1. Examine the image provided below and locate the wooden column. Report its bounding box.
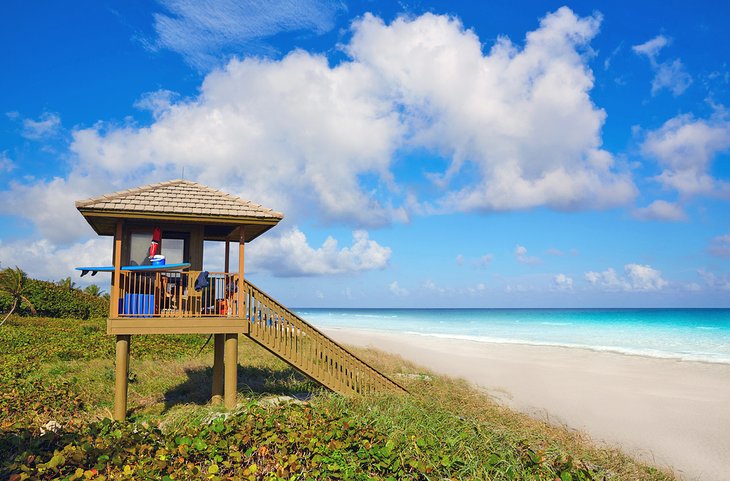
[224,333,238,409]
[189,225,204,270]
[212,238,230,405]
[111,220,129,421]
[224,239,230,273]
[211,334,224,405]
[109,221,123,318]
[238,228,245,328]
[114,334,130,420]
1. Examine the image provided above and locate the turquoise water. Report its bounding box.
[294,308,730,364]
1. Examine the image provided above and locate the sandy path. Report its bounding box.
[323,327,730,481]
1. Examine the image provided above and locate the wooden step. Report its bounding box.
[243,280,407,395]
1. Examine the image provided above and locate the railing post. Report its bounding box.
[240,279,407,395]
[243,282,249,334]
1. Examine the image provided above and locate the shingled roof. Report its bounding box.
[76,179,283,240]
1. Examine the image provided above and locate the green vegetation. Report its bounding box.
[0,267,36,327]
[0,314,676,480]
[0,267,107,321]
[82,285,107,298]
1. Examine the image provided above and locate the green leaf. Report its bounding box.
[47,454,65,469]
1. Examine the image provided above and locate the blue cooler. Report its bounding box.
[150,255,166,266]
[119,294,155,317]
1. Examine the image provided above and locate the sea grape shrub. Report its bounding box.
[2,400,602,481]
[0,321,90,428]
[0,316,215,429]
[0,291,11,313]
[3,403,438,480]
[20,279,108,319]
[0,317,112,380]
[0,379,84,428]
[0,271,107,319]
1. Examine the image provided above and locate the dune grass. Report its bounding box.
[1,316,677,480]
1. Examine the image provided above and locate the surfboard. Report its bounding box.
[75,266,114,277]
[122,263,191,272]
[76,263,192,277]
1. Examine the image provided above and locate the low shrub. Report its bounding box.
[1,400,602,481]
[19,279,108,319]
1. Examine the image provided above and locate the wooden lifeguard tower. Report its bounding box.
[76,179,405,420]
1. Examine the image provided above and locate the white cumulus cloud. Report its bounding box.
[477,254,494,267]
[553,273,574,291]
[625,263,668,290]
[1,8,641,281]
[350,8,634,212]
[632,35,692,96]
[585,264,668,291]
[21,112,62,140]
[633,199,687,221]
[389,281,409,297]
[0,175,102,244]
[641,114,730,198]
[6,8,636,243]
[457,253,494,268]
[0,237,112,284]
[134,89,181,119]
[632,35,669,58]
[0,151,14,173]
[515,245,540,264]
[69,49,407,230]
[248,228,391,277]
[707,233,730,258]
[697,269,730,290]
[651,59,693,96]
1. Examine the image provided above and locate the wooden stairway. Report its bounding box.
[242,280,407,395]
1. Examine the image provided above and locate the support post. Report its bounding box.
[110,221,122,318]
[224,239,230,273]
[114,334,131,420]
[211,334,224,405]
[224,333,238,409]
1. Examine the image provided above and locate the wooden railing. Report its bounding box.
[117,271,238,318]
[243,279,407,396]
[113,270,406,395]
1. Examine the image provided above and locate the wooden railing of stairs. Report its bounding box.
[242,280,407,396]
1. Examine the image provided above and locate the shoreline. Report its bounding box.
[321,325,730,366]
[323,326,730,481]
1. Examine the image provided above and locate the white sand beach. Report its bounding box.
[323,327,730,481]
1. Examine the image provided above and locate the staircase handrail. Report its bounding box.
[244,279,407,394]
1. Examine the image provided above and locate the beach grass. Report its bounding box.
[344,347,676,481]
[1,315,677,480]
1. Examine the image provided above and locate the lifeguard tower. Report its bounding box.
[76,179,405,420]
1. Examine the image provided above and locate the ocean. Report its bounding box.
[294,308,730,364]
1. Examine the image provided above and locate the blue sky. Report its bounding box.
[1,0,729,307]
